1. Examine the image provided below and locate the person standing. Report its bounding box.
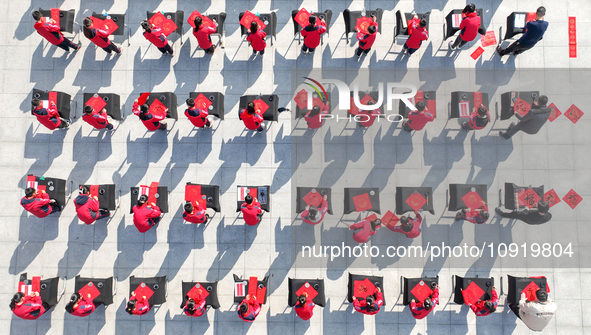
[241,195,263,226]
[132,195,162,233]
[403,17,429,56]
[82,17,121,55]
[247,21,267,56]
[32,10,80,52]
[82,105,114,130]
[449,4,481,50]
[301,16,327,54]
[21,187,61,218]
[239,101,264,132]
[499,95,551,139]
[355,15,378,59]
[141,20,174,56]
[185,98,211,129]
[349,218,381,243]
[32,98,70,130]
[193,17,216,55]
[74,186,110,225]
[133,99,167,131]
[498,7,548,56]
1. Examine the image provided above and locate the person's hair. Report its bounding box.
[308,15,317,26]
[250,21,258,34]
[370,219,382,231]
[65,293,80,313]
[25,187,36,198]
[125,299,136,314]
[138,194,148,206]
[479,209,489,220]
[463,3,476,13]
[141,21,151,33]
[484,300,496,313]
[537,95,548,106]
[194,16,203,28]
[368,24,376,34]
[309,105,321,117]
[246,102,256,115]
[84,105,93,114]
[186,299,196,313]
[537,201,549,214]
[366,295,374,306]
[31,98,41,107]
[416,101,426,112]
[139,104,150,120]
[80,186,89,195]
[184,202,193,213]
[308,206,318,220]
[419,19,427,28]
[536,289,548,302]
[239,303,248,314]
[298,295,306,305]
[423,297,432,309]
[82,18,93,39]
[186,98,195,107]
[477,106,487,117]
[10,292,24,310]
[400,216,413,232]
[244,194,253,204]
[32,11,42,21]
[536,6,546,17]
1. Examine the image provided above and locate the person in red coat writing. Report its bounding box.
[449,4,481,50]
[183,289,208,317]
[32,11,80,52]
[404,17,429,55]
[349,218,382,243]
[455,201,489,224]
[357,101,381,127]
[239,102,264,132]
[304,104,330,129]
[461,105,490,131]
[183,201,208,224]
[247,21,267,56]
[353,288,383,315]
[10,291,46,320]
[237,294,261,322]
[74,186,110,225]
[141,20,174,56]
[388,211,422,238]
[133,99,167,131]
[82,105,114,130]
[410,286,439,319]
[193,16,217,55]
[294,293,315,320]
[65,293,96,317]
[402,101,434,132]
[82,17,121,55]
[301,194,328,225]
[21,187,61,218]
[185,98,211,128]
[301,16,327,54]
[355,15,378,59]
[126,291,150,315]
[32,98,70,130]
[241,195,264,226]
[132,195,162,233]
[465,286,498,316]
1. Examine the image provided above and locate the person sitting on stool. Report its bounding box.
[495,201,551,225]
[21,187,61,218]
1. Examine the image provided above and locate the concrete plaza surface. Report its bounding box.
[1,0,590,334]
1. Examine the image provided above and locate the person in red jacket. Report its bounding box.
[133,99,167,131]
[185,98,211,128]
[304,104,330,129]
[21,187,61,218]
[388,211,422,238]
[193,16,217,55]
[294,293,315,320]
[353,288,383,315]
[465,286,498,316]
[357,101,381,127]
[402,101,434,132]
[32,11,80,52]
[74,186,110,225]
[449,4,481,50]
[126,291,150,315]
[183,289,208,317]
[132,195,162,233]
[141,20,173,56]
[349,218,381,243]
[301,194,328,225]
[32,98,70,130]
[10,291,47,320]
[404,18,429,55]
[456,201,489,224]
[461,105,490,131]
[355,15,378,59]
[237,294,261,322]
[239,101,264,132]
[82,17,121,55]
[82,105,114,130]
[183,201,208,224]
[410,286,439,319]
[65,293,96,317]
[241,195,264,226]
[301,16,327,54]
[247,21,267,56]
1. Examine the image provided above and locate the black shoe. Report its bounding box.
[496,45,504,56]
[495,208,503,216]
[159,123,167,131]
[499,131,509,139]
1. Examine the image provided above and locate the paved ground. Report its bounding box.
[1,0,589,334]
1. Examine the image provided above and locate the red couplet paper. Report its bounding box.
[543,189,561,208]
[523,281,540,301]
[513,98,532,117]
[569,17,577,58]
[452,14,462,28]
[473,92,483,111]
[352,193,372,212]
[48,92,58,106]
[294,89,308,110]
[148,12,178,36]
[27,175,37,189]
[526,12,537,22]
[253,99,269,114]
[149,99,168,118]
[185,184,201,202]
[382,210,400,229]
[570,45,577,58]
[462,191,484,209]
[295,8,311,28]
[137,93,150,106]
[295,282,318,300]
[564,104,583,124]
[240,11,266,30]
[354,278,377,299]
[86,94,107,112]
[91,17,118,35]
[194,93,212,111]
[405,192,427,212]
[406,18,420,35]
[78,281,101,300]
[90,185,99,198]
[248,277,258,298]
[187,283,209,300]
[365,213,378,223]
[563,189,583,209]
[517,188,541,208]
[357,16,374,34]
[481,31,497,47]
[134,282,154,301]
[51,8,60,27]
[32,277,41,293]
[410,280,433,303]
[148,181,159,206]
[187,11,215,29]
[303,190,323,207]
[547,103,562,122]
[459,101,470,118]
[462,281,485,305]
[470,46,485,60]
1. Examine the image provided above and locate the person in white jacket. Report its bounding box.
[509,289,556,331]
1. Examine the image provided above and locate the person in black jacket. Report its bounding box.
[500,95,551,139]
[495,201,552,225]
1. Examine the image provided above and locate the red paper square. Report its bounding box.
[353,278,377,299]
[410,280,433,302]
[137,93,150,106]
[356,17,374,34]
[352,193,373,212]
[89,185,99,198]
[517,188,541,209]
[473,92,483,109]
[295,8,311,28]
[48,92,57,106]
[311,96,326,111]
[253,99,269,114]
[405,192,427,212]
[150,99,168,118]
[240,11,266,31]
[187,11,216,29]
[365,213,378,223]
[470,47,485,60]
[382,210,400,228]
[462,281,485,305]
[78,281,101,300]
[51,8,60,26]
[303,190,323,207]
[481,31,497,47]
[85,94,107,112]
[526,12,537,22]
[522,281,540,301]
[249,188,258,199]
[547,103,562,122]
[294,89,308,110]
[133,282,154,301]
[194,93,213,111]
[563,189,583,209]
[185,184,202,202]
[426,99,437,118]
[91,17,118,35]
[461,191,484,209]
[543,189,561,208]
[513,98,532,117]
[148,12,178,36]
[148,181,159,206]
[187,283,209,300]
[295,282,318,301]
[565,104,584,124]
